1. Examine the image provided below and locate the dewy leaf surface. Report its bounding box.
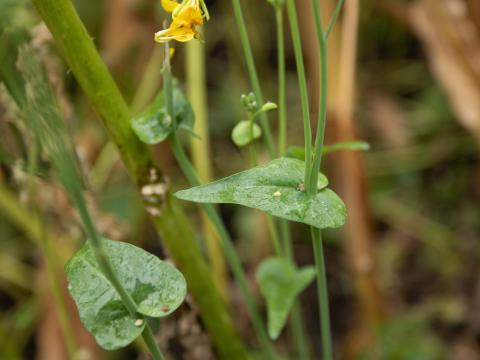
[130,84,194,144]
[65,238,187,350]
[256,257,316,339]
[175,158,346,229]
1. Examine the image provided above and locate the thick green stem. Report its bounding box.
[286,0,312,189]
[32,0,247,358]
[276,8,287,156]
[231,0,276,158]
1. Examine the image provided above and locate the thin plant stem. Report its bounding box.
[307,0,346,358]
[291,304,310,360]
[32,1,248,357]
[170,133,276,358]
[285,0,312,189]
[309,0,345,192]
[231,0,276,158]
[278,216,310,360]
[311,228,333,359]
[163,46,276,358]
[276,7,287,156]
[68,181,166,360]
[186,37,228,298]
[326,0,346,39]
[267,217,283,257]
[142,324,166,360]
[19,34,163,360]
[248,113,259,166]
[272,6,311,357]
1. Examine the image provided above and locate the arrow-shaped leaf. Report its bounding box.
[175,157,346,229]
[256,257,316,339]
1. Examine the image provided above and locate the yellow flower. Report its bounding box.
[161,0,179,13]
[155,0,209,43]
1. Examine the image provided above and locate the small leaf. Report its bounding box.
[286,141,370,160]
[259,101,278,113]
[256,257,316,339]
[231,120,262,147]
[175,158,345,229]
[131,85,194,144]
[65,238,187,350]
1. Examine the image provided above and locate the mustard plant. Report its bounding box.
[22,0,373,358]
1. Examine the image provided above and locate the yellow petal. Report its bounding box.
[154,25,196,43]
[161,0,179,13]
[174,6,203,26]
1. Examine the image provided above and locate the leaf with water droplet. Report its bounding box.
[175,157,346,229]
[130,83,194,144]
[256,257,316,339]
[65,238,187,350]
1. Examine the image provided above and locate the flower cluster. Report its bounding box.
[155,0,209,43]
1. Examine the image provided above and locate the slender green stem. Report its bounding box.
[71,187,165,360]
[170,133,276,358]
[308,1,328,195]
[32,1,249,358]
[307,1,345,358]
[279,217,310,359]
[267,217,283,257]
[286,0,312,189]
[275,6,311,360]
[326,0,346,39]
[33,0,248,360]
[291,304,310,360]
[311,228,333,359]
[279,220,292,263]
[231,0,275,158]
[248,113,259,166]
[142,324,165,360]
[72,192,137,313]
[163,49,276,357]
[276,8,287,156]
